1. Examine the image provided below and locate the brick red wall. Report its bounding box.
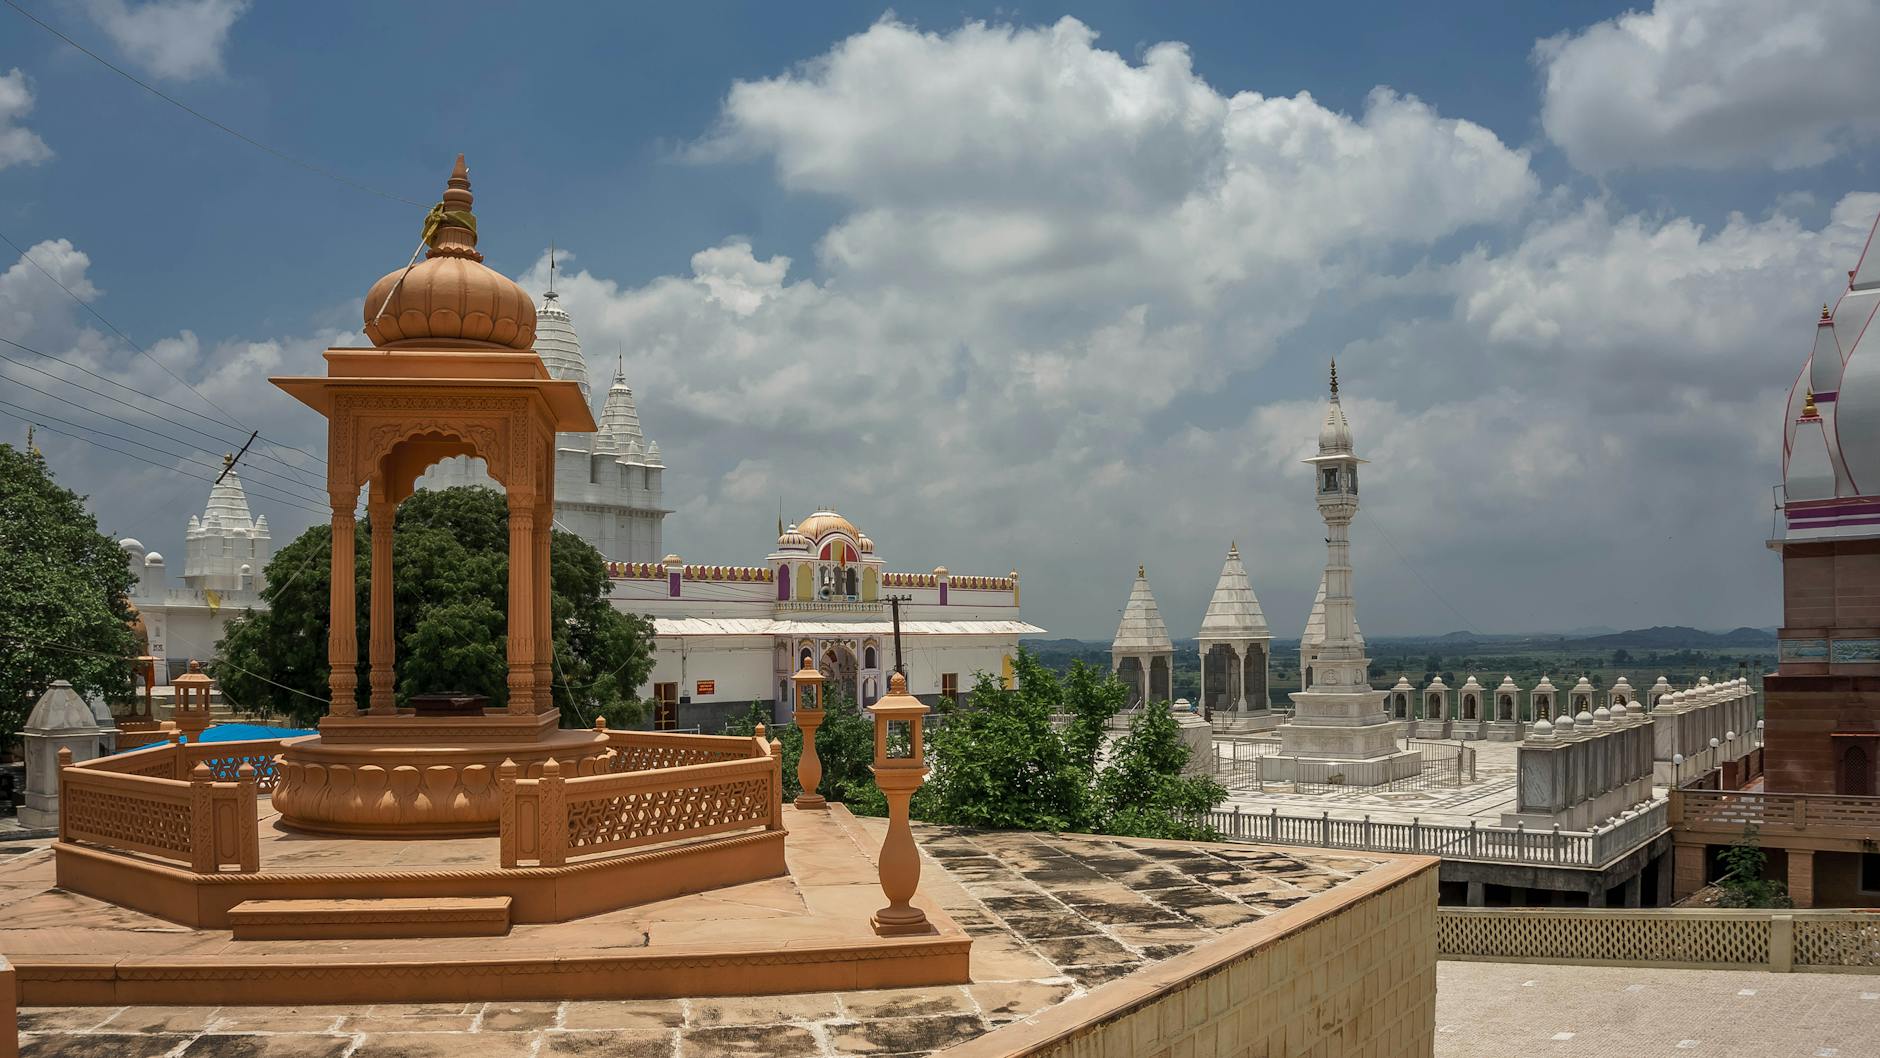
[1762,674,1880,794]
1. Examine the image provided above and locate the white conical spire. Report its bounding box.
[1112,565,1173,653]
[1200,542,1270,639]
[1300,574,1361,650]
[1318,359,1353,454]
[535,253,593,453]
[594,355,646,458]
[200,466,254,531]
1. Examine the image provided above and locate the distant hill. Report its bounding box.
[1576,626,1775,649]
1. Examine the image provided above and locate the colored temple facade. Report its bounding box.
[608,508,1038,732]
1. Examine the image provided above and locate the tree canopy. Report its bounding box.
[0,444,136,752]
[216,486,654,727]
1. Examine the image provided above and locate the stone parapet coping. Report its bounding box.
[933,845,1437,1057]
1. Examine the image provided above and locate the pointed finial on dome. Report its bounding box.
[1822,303,1833,322]
[1138,563,1146,578]
[544,240,558,301]
[616,350,625,382]
[421,154,482,262]
[1329,358,1339,399]
[1804,388,1820,418]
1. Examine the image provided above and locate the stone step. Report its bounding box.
[229,897,512,941]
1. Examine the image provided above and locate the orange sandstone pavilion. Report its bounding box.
[7,159,1439,1057]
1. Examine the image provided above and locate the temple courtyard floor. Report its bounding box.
[1213,736,1651,827]
[13,962,1874,1056]
[4,811,1398,1055]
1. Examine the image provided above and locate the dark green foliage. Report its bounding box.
[1716,825,1793,908]
[216,487,653,728]
[1094,704,1229,841]
[0,445,136,753]
[724,691,878,809]
[917,650,1221,838]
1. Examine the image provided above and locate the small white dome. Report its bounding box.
[145,551,165,565]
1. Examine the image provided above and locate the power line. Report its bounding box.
[0,229,331,482]
[0,405,327,515]
[0,343,327,499]
[2,1,424,208]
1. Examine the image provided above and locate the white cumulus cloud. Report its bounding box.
[0,68,53,170]
[80,0,251,81]
[1537,0,1880,173]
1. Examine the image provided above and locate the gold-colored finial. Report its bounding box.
[1804,388,1819,418]
[1823,303,1833,322]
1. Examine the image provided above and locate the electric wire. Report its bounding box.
[2,1,424,208]
[0,405,327,515]
[0,338,324,487]
[0,363,331,505]
[0,229,332,486]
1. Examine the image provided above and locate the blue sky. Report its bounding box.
[3,0,1878,640]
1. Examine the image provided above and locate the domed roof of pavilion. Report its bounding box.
[1113,565,1173,655]
[363,155,536,351]
[1782,205,1880,529]
[797,509,859,543]
[1199,543,1271,640]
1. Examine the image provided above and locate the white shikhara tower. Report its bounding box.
[1274,363,1420,783]
[416,265,669,562]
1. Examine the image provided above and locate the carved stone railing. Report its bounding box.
[1440,907,1880,972]
[502,732,783,868]
[74,738,288,793]
[1671,788,1880,841]
[58,748,259,873]
[600,730,763,773]
[1206,800,1668,869]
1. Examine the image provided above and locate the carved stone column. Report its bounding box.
[534,496,553,714]
[506,495,536,715]
[367,483,396,714]
[329,502,358,716]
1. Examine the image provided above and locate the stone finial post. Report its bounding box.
[171,660,214,742]
[868,672,934,936]
[792,662,829,809]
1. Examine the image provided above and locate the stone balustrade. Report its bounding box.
[1439,907,1880,973]
[58,747,260,873]
[501,730,782,868]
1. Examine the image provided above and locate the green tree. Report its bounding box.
[724,690,877,807]
[216,487,654,727]
[1715,825,1793,908]
[1094,704,1227,841]
[0,444,136,752]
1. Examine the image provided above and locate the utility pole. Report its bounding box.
[886,594,912,678]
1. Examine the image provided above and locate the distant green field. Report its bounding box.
[1022,630,1775,709]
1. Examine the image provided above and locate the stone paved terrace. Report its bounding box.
[6,816,1393,1057]
[1435,961,1880,1058]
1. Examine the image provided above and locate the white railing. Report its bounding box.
[1204,799,1668,869]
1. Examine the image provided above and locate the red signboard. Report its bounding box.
[696,680,716,696]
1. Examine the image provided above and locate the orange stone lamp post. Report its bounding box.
[792,663,827,809]
[867,673,934,936]
[170,660,214,742]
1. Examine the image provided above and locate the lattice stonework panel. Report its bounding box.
[1796,918,1880,967]
[190,752,281,792]
[63,782,192,858]
[608,745,747,773]
[1438,913,1768,967]
[566,775,772,855]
